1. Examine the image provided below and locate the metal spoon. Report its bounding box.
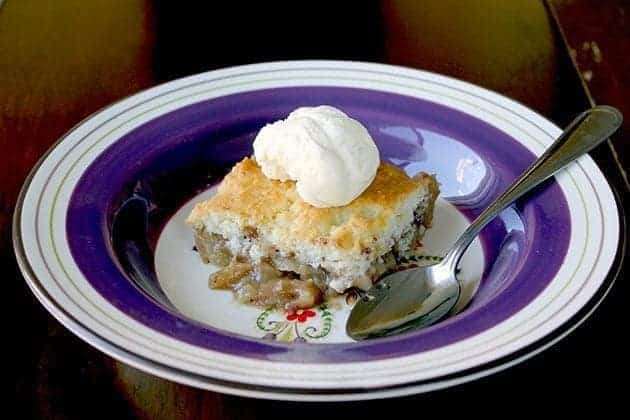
[347,105,622,340]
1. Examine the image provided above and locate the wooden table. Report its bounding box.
[3,1,628,417]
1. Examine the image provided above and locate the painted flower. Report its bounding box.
[286,309,316,323]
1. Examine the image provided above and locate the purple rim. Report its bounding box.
[66,86,571,363]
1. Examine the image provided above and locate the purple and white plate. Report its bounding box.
[14,61,621,401]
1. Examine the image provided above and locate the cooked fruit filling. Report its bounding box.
[199,223,423,310]
[209,258,322,310]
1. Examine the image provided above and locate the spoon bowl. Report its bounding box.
[347,261,460,339]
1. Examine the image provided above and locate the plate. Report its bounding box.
[14,61,620,401]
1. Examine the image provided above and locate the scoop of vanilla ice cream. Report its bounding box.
[253,106,380,208]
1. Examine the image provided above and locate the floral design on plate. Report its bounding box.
[257,305,333,342]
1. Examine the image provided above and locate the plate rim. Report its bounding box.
[13,197,624,400]
[13,60,624,400]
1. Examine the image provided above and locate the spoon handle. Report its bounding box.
[443,105,622,269]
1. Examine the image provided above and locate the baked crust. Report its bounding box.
[187,157,438,256]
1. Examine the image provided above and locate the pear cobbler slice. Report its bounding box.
[187,157,438,310]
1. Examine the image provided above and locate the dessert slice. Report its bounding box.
[186,157,439,309]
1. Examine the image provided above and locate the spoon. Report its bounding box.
[347,105,623,340]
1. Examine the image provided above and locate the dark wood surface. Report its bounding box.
[2,1,628,418]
